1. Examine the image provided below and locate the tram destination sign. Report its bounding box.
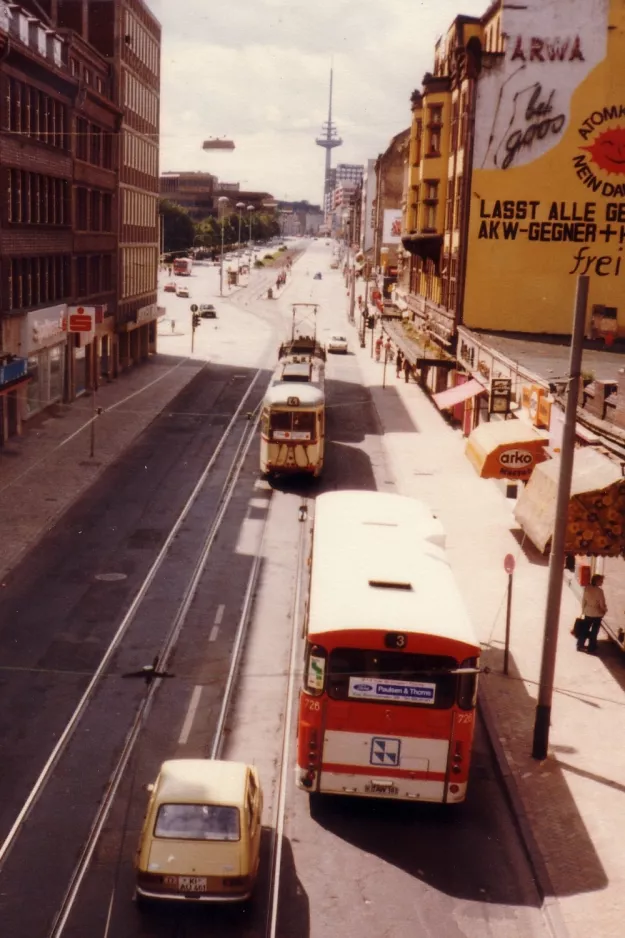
[348,677,436,705]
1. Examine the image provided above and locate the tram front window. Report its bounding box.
[270,410,316,439]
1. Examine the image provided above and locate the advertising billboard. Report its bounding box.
[464,0,625,337]
[382,209,403,244]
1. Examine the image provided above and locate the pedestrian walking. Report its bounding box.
[403,357,412,383]
[375,336,383,362]
[385,337,393,363]
[578,574,607,653]
[396,349,404,377]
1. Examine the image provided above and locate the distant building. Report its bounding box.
[160,172,216,220]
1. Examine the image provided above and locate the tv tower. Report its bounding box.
[315,68,342,209]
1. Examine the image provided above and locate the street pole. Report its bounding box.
[532,275,589,761]
[382,346,388,389]
[247,205,254,274]
[236,201,245,283]
[503,572,513,676]
[220,220,225,296]
[349,265,356,324]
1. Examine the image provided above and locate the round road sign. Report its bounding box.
[504,553,516,574]
[190,304,198,312]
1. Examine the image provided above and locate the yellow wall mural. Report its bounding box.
[464,0,625,337]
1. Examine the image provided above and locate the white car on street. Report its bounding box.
[176,285,190,298]
[328,334,348,354]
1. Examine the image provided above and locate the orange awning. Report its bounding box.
[465,419,550,481]
[433,378,484,410]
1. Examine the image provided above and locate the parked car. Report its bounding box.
[313,272,322,280]
[199,304,217,319]
[164,282,176,293]
[328,334,348,354]
[330,262,339,270]
[176,286,190,298]
[135,759,263,905]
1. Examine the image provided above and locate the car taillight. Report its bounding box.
[451,741,463,775]
[137,872,164,887]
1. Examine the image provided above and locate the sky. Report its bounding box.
[146,0,489,206]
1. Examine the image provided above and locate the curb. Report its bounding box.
[478,690,571,938]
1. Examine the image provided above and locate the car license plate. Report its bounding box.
[366,780,399,795]
[178,876,207,892]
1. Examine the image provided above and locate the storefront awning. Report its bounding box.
[465,419,550,482]
[514,447,625,555]
[433,378,484,411]
[401,233,443,272]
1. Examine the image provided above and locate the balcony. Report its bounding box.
[402,231,443,272]
[0,355,28,388]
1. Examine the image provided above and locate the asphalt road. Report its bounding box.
[0,240,552,938]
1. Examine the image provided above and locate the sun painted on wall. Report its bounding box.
[582,127,625,175]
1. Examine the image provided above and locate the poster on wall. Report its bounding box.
[464,0,625,338]
[382,209,402,244]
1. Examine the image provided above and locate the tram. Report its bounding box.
[260,304,326,479]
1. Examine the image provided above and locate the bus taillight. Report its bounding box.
[451,741,463,774]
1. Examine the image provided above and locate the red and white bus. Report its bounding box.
[297,491,481,804]
[173,257,193,276]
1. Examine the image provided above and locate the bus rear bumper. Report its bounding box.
[306,771,467,804]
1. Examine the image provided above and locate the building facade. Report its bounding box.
[373,129,410,279]
[160,171,215,220]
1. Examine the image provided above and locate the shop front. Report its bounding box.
[118,303,164,367]
[21,306,68,419]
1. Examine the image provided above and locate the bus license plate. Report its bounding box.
[178,876,207,892]
[366,780,399,795]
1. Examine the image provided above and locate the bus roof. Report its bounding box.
[264,383,324,407]
[308,491,479,651]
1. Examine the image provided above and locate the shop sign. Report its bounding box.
[23,304,67,352]
[498,447,536,479]
[489,377,512,414]
[136,304,159,323]
[67,306,95,333]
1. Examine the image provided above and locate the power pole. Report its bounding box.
[532,275,589,761]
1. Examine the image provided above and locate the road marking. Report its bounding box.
[209,625,219,642]
[178,686,203,745]
[214,603,225,625]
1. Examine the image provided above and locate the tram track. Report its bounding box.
[46,392,265,938]
[0,366,274,938]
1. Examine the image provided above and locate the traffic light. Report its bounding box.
[192,313,200,329]
[367,315,375,329]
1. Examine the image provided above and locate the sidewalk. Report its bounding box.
[349,320,625,938]
[0,355,205,584]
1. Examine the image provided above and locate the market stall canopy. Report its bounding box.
[432,378,484,411]
[514,447,625,555]
[465,420,550,482]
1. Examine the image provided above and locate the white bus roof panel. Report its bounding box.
[264,383,325,407]
[308,491,478,650]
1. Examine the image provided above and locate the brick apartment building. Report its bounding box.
[0,0,161,445]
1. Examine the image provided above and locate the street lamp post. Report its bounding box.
[247,205,254,273]
[217,195,229,296]
[236,201,245,281]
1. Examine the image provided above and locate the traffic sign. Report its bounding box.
[504,553,516,574]
[190,304,198,312]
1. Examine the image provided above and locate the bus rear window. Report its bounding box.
[327,648,458,710]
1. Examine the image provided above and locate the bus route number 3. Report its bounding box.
[384,632,407,650]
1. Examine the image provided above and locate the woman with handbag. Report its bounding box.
[578,574,607,653]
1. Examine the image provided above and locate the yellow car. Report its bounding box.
[135,759,263,904]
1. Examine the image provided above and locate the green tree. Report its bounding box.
[159,199,195,252]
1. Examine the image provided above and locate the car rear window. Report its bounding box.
[154,803,240,841]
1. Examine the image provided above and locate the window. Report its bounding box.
[90,190,101,231]
[76,255,87,296]
[102,130,113,169]
[327,648,459,709]
[429,105,443,125]
[76,117,88,161]
[450,100,459,152]
[445,179,455,230]
[102,253,112,287]
[425,181,438,201]
[83,68,91,86]
[428,128,441,156]
[424,203,437,230]
[154,804,241,842]
[8,255,70,310]
[89,255,101,293]
[70,58,79,77]
[96,76,103,94]
[76,187,88,229]
[102,193,112,231]
[454,175,463,229]
[90,124,102,166]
